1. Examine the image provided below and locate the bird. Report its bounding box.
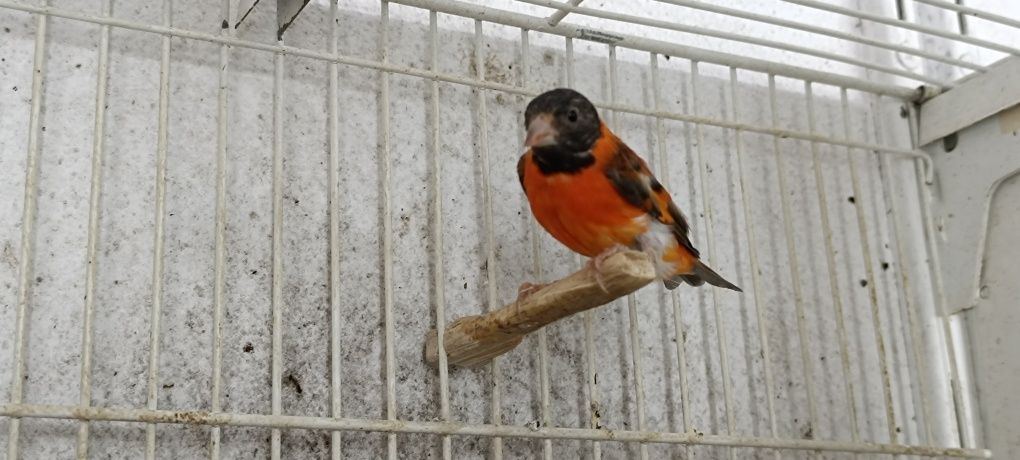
[517,88,740,295]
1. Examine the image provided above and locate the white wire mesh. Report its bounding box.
[1,0,1017,458]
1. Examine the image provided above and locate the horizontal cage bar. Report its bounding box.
[0,404,993,458]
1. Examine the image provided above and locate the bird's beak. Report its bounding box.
[525,114,557,148]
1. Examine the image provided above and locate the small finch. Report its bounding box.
[518,88,740,292]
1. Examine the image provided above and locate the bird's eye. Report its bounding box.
[567,109,579,122]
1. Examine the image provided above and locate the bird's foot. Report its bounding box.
[587,244,630,293]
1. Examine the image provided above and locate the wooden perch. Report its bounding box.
[424,250,656,368]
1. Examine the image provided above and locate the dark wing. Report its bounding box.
[603,141,700,259]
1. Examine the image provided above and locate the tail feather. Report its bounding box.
[665,260,741,292]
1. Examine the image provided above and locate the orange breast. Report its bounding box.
[522,152,647,258]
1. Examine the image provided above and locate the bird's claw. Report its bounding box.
[587,245,629,293]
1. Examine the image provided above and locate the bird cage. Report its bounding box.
[1,0,1017,458]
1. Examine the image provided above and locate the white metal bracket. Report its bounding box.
[919,56,1020,145]
[919,56,1020,315]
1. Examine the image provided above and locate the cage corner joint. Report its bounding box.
[423,250,657,368]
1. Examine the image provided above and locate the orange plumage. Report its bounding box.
[519,89,739,291]
[521,123,697,271]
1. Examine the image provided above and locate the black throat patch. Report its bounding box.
[531,147,596,174]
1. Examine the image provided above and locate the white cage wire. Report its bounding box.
[0,0,1017,458]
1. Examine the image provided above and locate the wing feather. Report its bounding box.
[603,140,700,259]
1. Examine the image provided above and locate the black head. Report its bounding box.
[524,88,601,160]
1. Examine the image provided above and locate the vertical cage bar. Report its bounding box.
[955,0,969,35]
[608,45,649,460]
[520,27,554,460]
[209,0,234,457]
[379,3,398,458]
[880,129,935,448]
[582,279,602,460]
[907,95,970,445]
[327,1,343,458]
[625,290,648,446]
[689,62,736,454]
[564,37,575,89]
[912,156,971,448]
[906,99,972,448]
[766,74,820,441]
[76,0,112,457]
[428,10,452,460]
[606,46,617,129]
[270,40,286,460]
[626,293,648,460]
[726,67,781,453]
[869,95,935,444]
[473,19,504,460]
[534,251,552,460]
[564,36,601,460]
[649,53,692,438]
[947,313,981,447]
[6,4,48,458]
[840,91,899,446]
[833,90,878,447]
[145,1,173,458]
[802,82,861,444]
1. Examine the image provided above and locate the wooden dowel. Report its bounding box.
[424,250,657,368]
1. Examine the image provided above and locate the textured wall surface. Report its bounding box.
[1,0,1015,458]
